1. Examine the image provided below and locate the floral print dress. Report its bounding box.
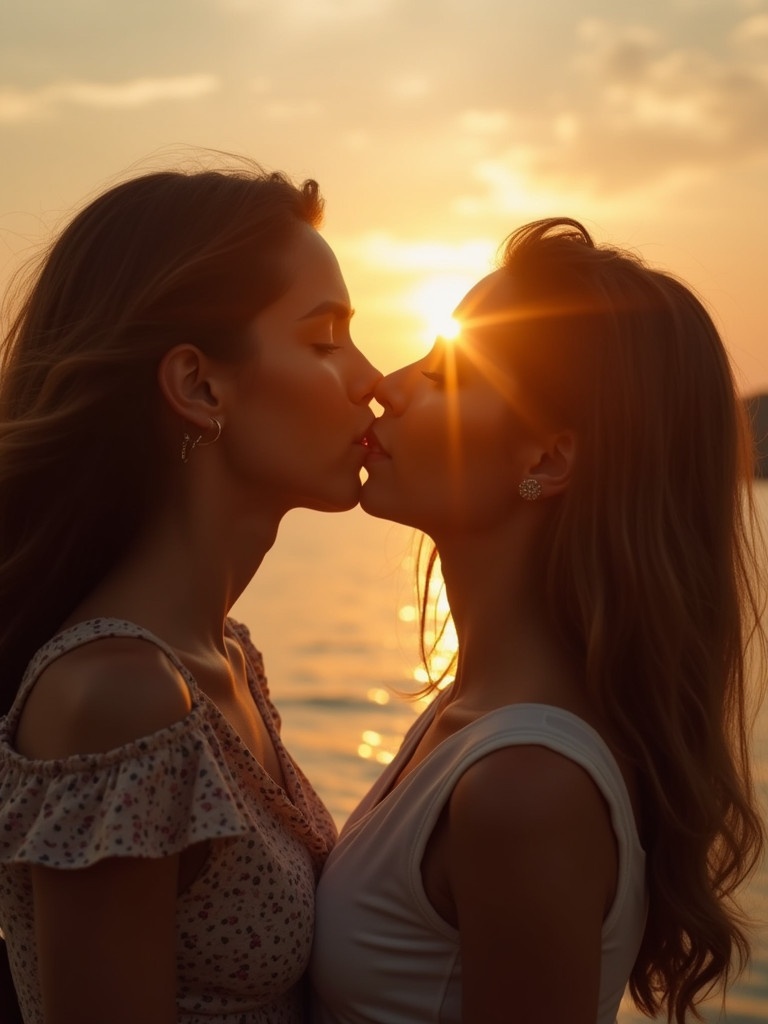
[0,618,337,1023]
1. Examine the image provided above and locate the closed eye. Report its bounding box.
[313,343,341,354]
[421,370,445,385]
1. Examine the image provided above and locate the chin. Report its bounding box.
[360,484,439,533]
[303,485,362,514]
[360,486,405,525]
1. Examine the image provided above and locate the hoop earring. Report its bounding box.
[180,417,222,464]
[518,478,542,501]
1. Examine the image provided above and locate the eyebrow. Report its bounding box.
[297,301,355,322]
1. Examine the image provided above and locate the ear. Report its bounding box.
[525,430,576,498]
[157,345,226,430]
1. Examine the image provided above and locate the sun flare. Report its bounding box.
[435,313,462,341]
[408,275,471,349]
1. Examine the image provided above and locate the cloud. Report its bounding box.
[453,14,768,209]
[458,110,512,136]
[341,233,496,274]
[334,233,497,339]
[730,12,768,49]
[261,98,323,120]
[245,79,324,120]
[573,17,768,163]
[212,0,391,24]
[386,75,433,101]
[672,0,765,9]
[0,74,220,123]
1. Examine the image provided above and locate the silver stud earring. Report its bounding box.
[518,478,542,501]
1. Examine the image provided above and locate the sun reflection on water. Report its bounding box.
[357,729,395,765]
[420,557,458,689]
[366,687,391,706]
[357,554,457,766]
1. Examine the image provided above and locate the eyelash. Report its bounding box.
[313,343,341,355]
[421,370,445,386]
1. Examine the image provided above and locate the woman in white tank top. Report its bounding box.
[311,218,766,1024]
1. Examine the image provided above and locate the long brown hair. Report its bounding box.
[0,161,323,715]
[419,218,766,1022]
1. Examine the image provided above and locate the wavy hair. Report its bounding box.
[418,218,766,1022]
[0,161,323,716]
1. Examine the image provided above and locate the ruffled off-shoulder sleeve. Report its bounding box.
[0,708,267,870]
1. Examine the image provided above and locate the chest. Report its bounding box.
[212,689,286,789]
[177,823,318,1009]
[389,704,473,791]
[183,642,287,791]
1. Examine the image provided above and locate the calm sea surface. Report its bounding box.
[233,483,768,1023]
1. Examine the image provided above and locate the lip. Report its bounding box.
[360,423,390,459]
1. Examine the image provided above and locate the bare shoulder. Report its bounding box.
[446,750,616,1021]
[450,744,613,844]
[15,638,193,760]
[448,743,618,922]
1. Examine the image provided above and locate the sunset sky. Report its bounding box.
[1,0,767,393]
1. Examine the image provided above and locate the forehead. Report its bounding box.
[450,270,524,361]
[449,271,542,421]
[273,222,351,314]
[453,269,515,328]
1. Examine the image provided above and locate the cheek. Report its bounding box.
[420,411,517,518]
[286,365,352,425]
[428,405,511,476]
[250,364,341,431]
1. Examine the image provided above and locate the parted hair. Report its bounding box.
[0,162,324,716]
[418,218,766,1022]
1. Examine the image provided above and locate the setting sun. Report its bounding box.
[407,276,472,347]
[436,314,462,341]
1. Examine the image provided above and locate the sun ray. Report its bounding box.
[406,274,474,349]
[435,312,462,341]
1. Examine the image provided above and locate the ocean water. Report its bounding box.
[233,484,768,1023]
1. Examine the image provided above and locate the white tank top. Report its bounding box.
[311,701,647,1023]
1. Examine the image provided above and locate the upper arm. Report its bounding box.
[32,854,180,1024]
[14,638,192,758]
[14,640,191,1021]
[446,745,617,1024]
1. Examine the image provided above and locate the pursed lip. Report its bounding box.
[360,423,389,457]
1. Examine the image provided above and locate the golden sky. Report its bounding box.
[1,0,767,392]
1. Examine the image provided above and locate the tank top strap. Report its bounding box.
[7,618,200,729]
[439,703,643,850]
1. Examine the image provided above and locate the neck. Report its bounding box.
[67,469,283,656]
[430,524,580,712]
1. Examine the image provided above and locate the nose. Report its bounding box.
[350,349,383,406]
[372,364,411,415]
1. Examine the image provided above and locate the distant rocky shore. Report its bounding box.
[745,393,768,478]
